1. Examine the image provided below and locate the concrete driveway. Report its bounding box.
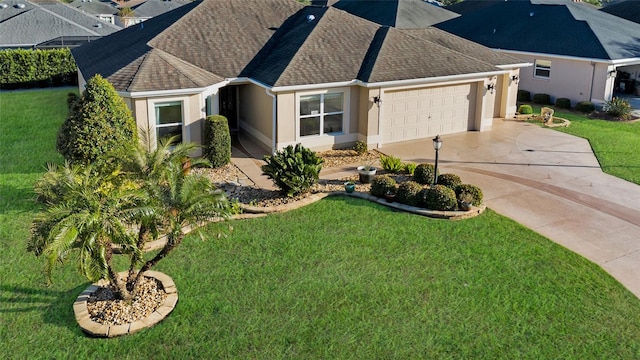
[380,120,640,299]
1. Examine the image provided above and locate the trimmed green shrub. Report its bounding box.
[404,162,417,176]
[370,175,397,198]
[455,184,483,206]
[517,104,533,115]
[517,90,531,102]
[555,98,571,109]
[576,101,595,113]
[533,93,551,105]
[379,154,403,173]
[604,97,632,119]
[437,173,462,189]
[421,185,457,211]
[56,74,137,164]
[396,181,423,206]
[262,144,323,197]
[67,92,79,110]
[203,115,231,168]
[353,140,368,155]
[0,48,77,89]
[413,163,435,185]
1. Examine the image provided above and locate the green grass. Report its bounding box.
[2,89,640,359]
[525,104,640,185]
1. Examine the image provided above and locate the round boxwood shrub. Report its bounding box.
[203,114,231,168]
[533,93,551,105]
[57,74,137,164]
[517,89,531,102]
[396,181,423,206]
[421,185,457,211]
[517,104,533,115]
[576,101,595,113]
[413,163,435,185]
[555,98,571,109]
[437,173,462,189]
[370,174,397,198]
[455,184,483,206]
[353,140,368,155]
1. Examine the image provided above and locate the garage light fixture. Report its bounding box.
[511,74,519,84]
[373,96,382,107]
[432,134,442,186]
[609,69,617,78]
[487,83,495,94]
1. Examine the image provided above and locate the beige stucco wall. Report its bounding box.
[239,84,274,151]
[276,91,296,148]
[512,54,610,106]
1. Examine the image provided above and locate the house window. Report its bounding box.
[155,101,182,145]
[299,92,344,137]
[534,59,551,79]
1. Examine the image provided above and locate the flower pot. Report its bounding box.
[357,166,376,184]
[459,201,472,211]
[385,193,396,202]
[344,182,356,193]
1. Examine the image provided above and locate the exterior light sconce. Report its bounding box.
[373,96,382,106]
[511,74,519,84]
[487,83,495,94]
[609,69,617,78]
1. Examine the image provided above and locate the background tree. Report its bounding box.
[56,74,137,165]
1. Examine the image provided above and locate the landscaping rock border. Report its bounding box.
[73,271,178,338]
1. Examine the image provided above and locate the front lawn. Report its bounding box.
[2,89,640,359]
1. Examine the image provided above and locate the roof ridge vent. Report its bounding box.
[15,3,26,8]
[306,14,316,23]
[0,3,8,8]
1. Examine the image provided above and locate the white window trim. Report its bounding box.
[147,98,189,149]
[534,59,551,79]
[295,87,350,141]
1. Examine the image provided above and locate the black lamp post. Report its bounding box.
[432,134,442,186]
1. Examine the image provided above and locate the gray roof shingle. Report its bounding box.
[333,0,459,28]
[438,0,640,61]
[601,0,640,24]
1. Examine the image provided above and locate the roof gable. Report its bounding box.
[333,0,458,28]
[601,0,640,24]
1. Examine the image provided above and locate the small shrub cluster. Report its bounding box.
[555,98,571,109]
[455,184,483,206]
[517,104,533,115]
[203,115,231,168]
[604,97,632,119]
[379,154,403,173]
[533,93,551,105]
[437,173,462,189]
[576,101,595,113]
[413,164,435,185]
[404,162,417,176]
[370,175,397,197]
[421,185,457,211]
[396,181,423,206]
[0,48,77,89]
[262,144,323,197]
[517,90,531,102]
[353,141,368,155]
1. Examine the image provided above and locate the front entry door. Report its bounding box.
[219,86,238,132]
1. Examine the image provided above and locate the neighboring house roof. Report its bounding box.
[130,0,191,18]
[72,0,523,93]
[68,0,118,16]
[600,0,640,24]
[333,0,459,28]
[438,0,640,61]
[0,0,120,48]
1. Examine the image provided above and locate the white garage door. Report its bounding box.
[382,83,476,144]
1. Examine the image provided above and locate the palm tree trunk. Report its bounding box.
[132,232,183,297]
[126,224,149,292]
[105,243,131,300]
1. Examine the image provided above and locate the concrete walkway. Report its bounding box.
[231,120,640,299]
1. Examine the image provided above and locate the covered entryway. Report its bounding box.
[381,83,477,144]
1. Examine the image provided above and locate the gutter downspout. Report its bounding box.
[266,89,277,154]
[589,62,596,102]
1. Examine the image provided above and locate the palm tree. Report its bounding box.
[29,138,230,301]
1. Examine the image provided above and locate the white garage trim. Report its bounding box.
[381,83,477,144]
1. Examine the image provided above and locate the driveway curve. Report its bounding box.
[381,120,640,299]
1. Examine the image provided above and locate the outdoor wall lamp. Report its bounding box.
[511,74,519,84]
[609,69,617,78]
[487,83,495,94]
[432,134,442,186]
[373,96,382,106]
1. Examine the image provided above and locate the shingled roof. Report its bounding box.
[437,0,640,61]
[333,0,459,28]
[600,0,640,24]
[72,0,522,92]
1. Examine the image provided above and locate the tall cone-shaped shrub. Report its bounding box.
[57,74,137,164]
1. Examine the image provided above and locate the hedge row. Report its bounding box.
[0,48,77,89]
